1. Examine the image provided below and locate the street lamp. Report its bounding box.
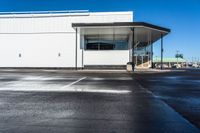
[176,50,179,67]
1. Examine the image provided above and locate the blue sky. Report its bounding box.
[0,0,199,61]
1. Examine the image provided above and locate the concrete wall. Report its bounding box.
[0,11,133,68]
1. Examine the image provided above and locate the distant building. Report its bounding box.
[153,57,186,68]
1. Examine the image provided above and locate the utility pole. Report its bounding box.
[161,34,163,70]
[176,50,179,67]
[192,57,194,64]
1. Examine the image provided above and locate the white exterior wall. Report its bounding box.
[84,51,129,65]
[0,34,76,67]
[0,11,133,68]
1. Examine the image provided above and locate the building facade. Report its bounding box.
[0,10,170,69]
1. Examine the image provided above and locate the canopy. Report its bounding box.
[72,22,170,47]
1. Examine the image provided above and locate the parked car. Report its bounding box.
[172,64,181,68]
[192,64,199,68]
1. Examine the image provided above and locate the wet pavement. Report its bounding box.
[135,69,200,131]
[0,69,199,133]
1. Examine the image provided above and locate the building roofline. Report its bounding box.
[0,10,89,15]
[0,10,91,18]
[0,10,133,15]
[0,10,133,18]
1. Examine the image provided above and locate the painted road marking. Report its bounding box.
[0,76,86,92]
[79,89,131,94]
[0,76,131,94]
[60,77,87,88]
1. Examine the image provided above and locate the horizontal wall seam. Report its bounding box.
[0,32,76,34]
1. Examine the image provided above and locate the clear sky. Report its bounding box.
[0,0,199,61]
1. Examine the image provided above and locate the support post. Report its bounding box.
[151,43,153,68]
[82,38,84,70]
[131,28,135,64]
[161,34,163,70]
[75,28,78,70]
[150,32,153,68]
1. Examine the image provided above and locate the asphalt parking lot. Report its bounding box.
[0,69,199,133]
[135,69,200,131]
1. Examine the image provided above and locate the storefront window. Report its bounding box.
[84,35,128,50]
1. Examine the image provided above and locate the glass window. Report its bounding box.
[99,43,115,50]
[86,42,115,50]
[86,43,99,50]
[84,35,128,50]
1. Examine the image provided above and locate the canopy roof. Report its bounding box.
[72,22,170,32]
[72,22,170,46]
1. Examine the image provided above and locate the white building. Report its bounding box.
[0,10,170,69]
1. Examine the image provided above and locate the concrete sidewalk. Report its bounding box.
[0,70,199,133]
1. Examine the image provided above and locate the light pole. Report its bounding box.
[155,56,158,68]
[176,50,179,67]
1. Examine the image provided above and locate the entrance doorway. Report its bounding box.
[134,55,151,68]
[133,44,152,68]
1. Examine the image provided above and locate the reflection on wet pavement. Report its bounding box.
[135,69,200,129]
[0,69,199,133]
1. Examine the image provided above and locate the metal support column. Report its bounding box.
[151,43,153,68]
[150,31,153,68]
[82,38,85,70]
[131,28,135,64]
[75,28,78,70]
[161,34,163,70]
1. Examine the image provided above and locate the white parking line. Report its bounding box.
[60,77,87,88]
[80,89,131,94]
[0,76,132,94]
[0,76,87,92]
